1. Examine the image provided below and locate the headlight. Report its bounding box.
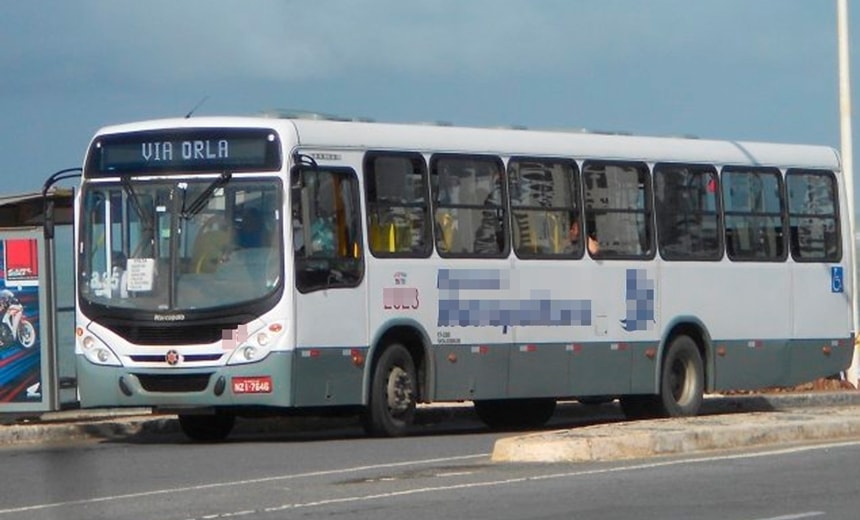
[227,343,270,365]
[79,333,122,367]
[226,321,285,365]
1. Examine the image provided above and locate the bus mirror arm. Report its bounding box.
[292,152,319,172]
[42,167,82,240]
[291,153,319,189]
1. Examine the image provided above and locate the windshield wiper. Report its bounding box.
[121,175,153,232]
[181,171,232,219]
[121,175,157,258]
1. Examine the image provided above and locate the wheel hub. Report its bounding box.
[385,366,413,414]
[670,358,693,403]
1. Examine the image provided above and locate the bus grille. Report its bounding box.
[111,325,227,346]
[134,373,212,393]
[129,354,224,364]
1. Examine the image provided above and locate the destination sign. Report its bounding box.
[86,128,282,175]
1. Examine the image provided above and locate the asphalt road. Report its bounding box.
[2,426,860,520]
[3,398,860,520]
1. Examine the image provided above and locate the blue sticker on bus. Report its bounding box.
[620,268,656,331]
[437,269,591,327]
[831,266,844,293]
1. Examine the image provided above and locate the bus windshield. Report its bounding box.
[79,177,283,312]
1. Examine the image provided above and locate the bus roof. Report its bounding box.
[93,115,841,171]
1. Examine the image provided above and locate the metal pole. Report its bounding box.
[837,0,858,386]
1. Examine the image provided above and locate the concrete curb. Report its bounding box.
[492,393,860,463]
[492,407,860,463]
[0,416,179,446]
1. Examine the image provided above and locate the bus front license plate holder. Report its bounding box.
[232,376,273,394]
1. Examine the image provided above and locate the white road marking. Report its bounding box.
[751,513,825,520]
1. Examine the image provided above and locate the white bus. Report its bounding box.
[74,114,854,440]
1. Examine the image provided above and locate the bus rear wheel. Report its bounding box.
[474,398,556,430]
[178,413,235,442]
[362,344,417,437]
[620,334,703,420]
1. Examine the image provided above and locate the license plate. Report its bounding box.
[232,376,273,394]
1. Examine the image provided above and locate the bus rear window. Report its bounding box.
[787,169,841,262]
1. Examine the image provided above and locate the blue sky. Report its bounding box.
[1,1,857,202]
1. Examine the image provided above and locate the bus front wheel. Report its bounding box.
[362,344,417,437]
[178,413,235,442]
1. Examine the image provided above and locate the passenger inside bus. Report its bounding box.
[308,215,335,256]
[568,214,600,255]
[236,208,270,248]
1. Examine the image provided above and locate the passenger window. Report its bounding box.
[508,158,581,258]
[721,167,786,262]
[654,163,722,261]
[364,152,431,257]
[430,154,507,257]
[786,169,841,262]
[582,161,653,259]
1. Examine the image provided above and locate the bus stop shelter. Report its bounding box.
[0,188,76,413]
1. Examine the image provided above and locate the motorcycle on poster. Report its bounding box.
[0,289,36,349]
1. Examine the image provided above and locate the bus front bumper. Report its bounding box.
[75,352,295,409]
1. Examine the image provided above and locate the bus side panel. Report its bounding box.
[628,341,661,394]
[506,264,576,398]
[364,259,507,402]
[713,339,789,390]
[787,338,853,386]
[293,283,370,405]
[568,264,653,397]
[433,344,509,400]
[292,347,366,407]
[362,255,519,403]
[790,261,853,382]
[791,264,852,339]
[508,344,568,397]
[661,263,791,391]
[512,263,640,398]
[568,341,633,396]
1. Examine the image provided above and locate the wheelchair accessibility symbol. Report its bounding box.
[832,266,844,293]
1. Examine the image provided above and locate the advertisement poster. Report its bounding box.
[0,235,47,410]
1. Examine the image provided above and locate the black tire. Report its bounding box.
[362,344,417,437]
[620,335,704,420]
[178,414,235,442]
[473,398,556,430]
[658,335,704,417]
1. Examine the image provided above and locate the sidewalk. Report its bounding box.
[2,392,860,455]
